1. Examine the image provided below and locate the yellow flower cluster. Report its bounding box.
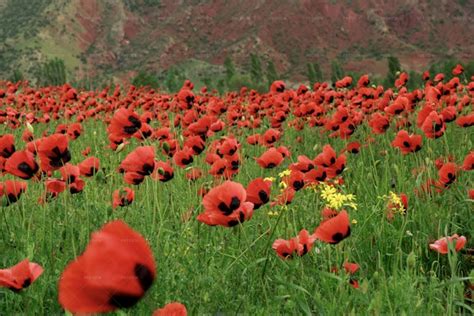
[386,191,406,215]
[318,182,357,210]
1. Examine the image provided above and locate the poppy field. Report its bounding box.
[0,68,473,315]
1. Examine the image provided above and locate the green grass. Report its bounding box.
[0,109,473,315]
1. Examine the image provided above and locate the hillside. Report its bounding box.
[0,0,473,85]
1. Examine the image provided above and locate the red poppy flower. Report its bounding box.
[261,128,281,146]
[69,178,85,194]
[209,158,228,177]
[120,146,155,177]
[314,210,351,244]
[289,155,315,173]
[59,163,80,184]
[152,161,174,182]
[256,148,284,169]
[437,162,458,187]
[108,108,142,139]
[67,123,82,140]
[246,134,260,145]
[345,141,361,154]
[37,134,71,172]
[153,302,188,316]
[185,167,203,181]
[0,180,27,205]
[369,113,390,134]
[452,64,464,76]
[58,220,156,313]
[198,181,254,227]
[0,134,15,158]
[272,229,316,259]
[456,114,474,128]
[304,167,327,184]
[462,152,474,171]
[429,234,467,254]
[421,111,445,139]
[78,157,100,177]
[173,147,194,168]
[112,188,135,208]
[270,187,296,207]
[246,178,272,209]
[270,80,286,93]
[216,137,240,156]
[283,170,305,191]
[5,150,39,179]
[272,238,299,259]
[391,130,422,154]
[0,259,43,292]
[314,144,337,168]
[184,136,206,155]
[44,179,67,200]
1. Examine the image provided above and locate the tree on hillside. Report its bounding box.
[9,69,24,83]
[224,56,236,83]
[384,55,401,87]
[132,71,159,89]
[330,59,344,83]
[307,62,323,86]
[250,54,263,84]
[266,60,278,86]
[36,57,67,86]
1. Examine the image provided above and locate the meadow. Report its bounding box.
[0,71,473,315]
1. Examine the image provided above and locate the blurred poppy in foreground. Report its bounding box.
[58,220,156,313]
[0,259,43,292]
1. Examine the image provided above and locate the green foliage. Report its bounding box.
[131,71,159,89]
[330,59,344,83]
[35,57,67,86]
[224,56,236,83]
[307,62,323,86]
[250,54,263,84]
[162,67,185,93]
[227,74,253,92]
[407,70,422,91]
[384,55,401,87]
[266,60,278,86]
[9,69,24,83]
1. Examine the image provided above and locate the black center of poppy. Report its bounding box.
[134,263,154,291]
[258,190,269,204]
[183,156,194,165]
[403,141,410,148]
[316,171,327,181]
[140,163,154,176]
[21,278,31,288]
[330,227,351,244]
[218,196,240,215]
[48,147,71,168]
[109,293,142,309]
[330,157,336,164]
[434,123,443,132]
[293,180,304,191]
[192,145,204,154]
[266,163,276,168]
[18,161,38,177]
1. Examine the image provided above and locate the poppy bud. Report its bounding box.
[406,251,416,269]
[26,122,34,133]
[162,142,170,153]
[115,143,125,153]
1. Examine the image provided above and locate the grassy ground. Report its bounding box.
[0,95,473,315]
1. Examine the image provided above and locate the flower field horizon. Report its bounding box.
[0,71,473,315]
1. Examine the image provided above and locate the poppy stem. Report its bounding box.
[261,210,285,279]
